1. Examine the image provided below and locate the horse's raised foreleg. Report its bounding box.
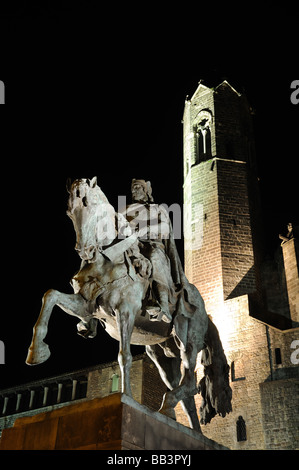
[116,308,135,397]
[26,289,88,365]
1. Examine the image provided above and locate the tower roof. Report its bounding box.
[189,81,212,102]
[215,80,241,96]
[189,80,241,103]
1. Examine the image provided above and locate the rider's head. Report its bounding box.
[131,179,154,203]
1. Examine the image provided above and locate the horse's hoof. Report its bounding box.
[77,320,97,339]
[26,342,51,365]
[159,392,177,413]
[159,406,171,417]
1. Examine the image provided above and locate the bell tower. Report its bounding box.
[183,81,262,314]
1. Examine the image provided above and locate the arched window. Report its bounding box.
[194,119,212,164]
[111,374,119,393]
[236,416,247,442]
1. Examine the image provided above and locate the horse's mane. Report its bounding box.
[92,184,110,205]
[68,179,111,213]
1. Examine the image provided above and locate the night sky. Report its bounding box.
[0,3,298,389]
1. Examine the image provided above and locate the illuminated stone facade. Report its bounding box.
[178,81,299,450]
[1,81,298,450]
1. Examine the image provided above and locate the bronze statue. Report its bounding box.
[122,179,181,323]
[279,223,294,244]
[26,177,232,431]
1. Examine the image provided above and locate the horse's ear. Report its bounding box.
[66,177,72,193]
[90,176,97,188]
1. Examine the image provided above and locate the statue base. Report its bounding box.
[0,393,228,450]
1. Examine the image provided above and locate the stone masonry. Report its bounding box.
[1,80,298,451]
[181,80,299,449]
[281,238,299,324]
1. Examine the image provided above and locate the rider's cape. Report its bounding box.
[162,221,198,319]
[163,222,204,352]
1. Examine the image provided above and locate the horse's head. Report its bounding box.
[67,176,116,262]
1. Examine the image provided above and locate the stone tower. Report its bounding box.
[183,80,262,314]
[179,81,299,450]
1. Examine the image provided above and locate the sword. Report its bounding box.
[101,232,138,263]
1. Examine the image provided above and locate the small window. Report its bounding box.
[111,374,119,393]
[195,127,211,163]
[231,361,245,382]
[236,416,247,442]
[275,348,282,365]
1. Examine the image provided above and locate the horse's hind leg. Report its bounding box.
[26,289,88,365]
[145,340,181,405]
[146,339,181,416]
[147,342,202,431]
[180,396,201,433]
[160,340,201,430]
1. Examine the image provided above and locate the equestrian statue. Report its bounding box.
[26,177,232,431]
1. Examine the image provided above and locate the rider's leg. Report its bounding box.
[148,246,172,323]
[155,284,172,322]
[147,282,172,323]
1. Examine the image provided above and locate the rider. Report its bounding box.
[122,179,177,324]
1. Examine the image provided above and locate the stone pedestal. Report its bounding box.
[0,393,228,450]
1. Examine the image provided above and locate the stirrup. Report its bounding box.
[146,306,172,323]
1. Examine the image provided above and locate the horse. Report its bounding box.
[26,177,232,431]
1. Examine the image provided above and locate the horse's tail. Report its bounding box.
[198,317,232,425]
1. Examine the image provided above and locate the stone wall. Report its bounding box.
[282,238,299,323]
[184,159,223,313]
[181,81,299,450]
[260,378,299,449]
[268,327,299,376]
[87,359,139,401]
[217,159,257,300]
[175,294,271,449]
[175,295,299,449]
[87,355,166,412]
[142,357,167,411]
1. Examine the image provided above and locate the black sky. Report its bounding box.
[0,3,298,389]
